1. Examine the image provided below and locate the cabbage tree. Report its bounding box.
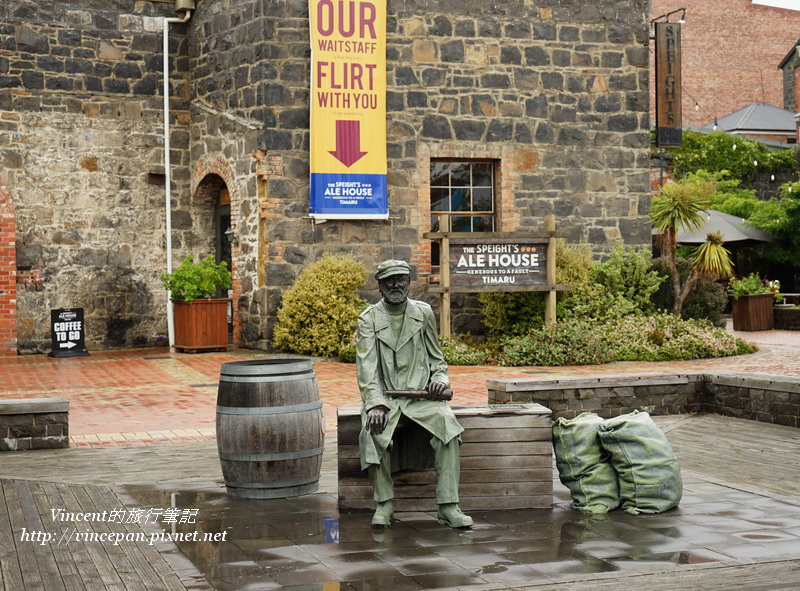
[652,177,733,316]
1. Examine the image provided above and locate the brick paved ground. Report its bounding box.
[0,320,796,446]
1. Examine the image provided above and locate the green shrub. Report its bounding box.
[593,246,664,313]
[477,291,545,339]
[273,253,367,357]
[681,280,729,327]
[478,240,592,339]
[438,335,493,366]
[480,244,665,338]
[495,320,614,367]
[337,340,357,364]
[671,131,796,182]
[492,314,755,367]
[650,257,727,326]
[598,313,756,362]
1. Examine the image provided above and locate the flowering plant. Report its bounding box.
[727,273,773,300]
[766,279,783,303]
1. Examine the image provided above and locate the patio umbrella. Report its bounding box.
[676,209,774,246]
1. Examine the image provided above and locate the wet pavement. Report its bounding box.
[1,320,800,590]
[108,422,800,591]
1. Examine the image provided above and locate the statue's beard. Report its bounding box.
[383,289,407,305]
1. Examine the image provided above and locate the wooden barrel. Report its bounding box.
[216,359,324,499]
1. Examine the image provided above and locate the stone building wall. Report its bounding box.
[0,0,195,353]
[2,0,653,352]
[189,0,652,347]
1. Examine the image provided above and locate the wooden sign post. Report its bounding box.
[424,215,569,336]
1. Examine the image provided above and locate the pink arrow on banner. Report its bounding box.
[329,120,367,167]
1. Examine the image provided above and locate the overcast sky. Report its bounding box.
[752,0,800,11]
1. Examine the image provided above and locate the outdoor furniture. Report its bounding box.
[337,403,553,511]
[0,398,69,451]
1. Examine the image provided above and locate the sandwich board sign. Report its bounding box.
[49,308,89,358]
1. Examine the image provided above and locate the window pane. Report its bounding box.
[451,216,471,232]
[431,188,449,212]
[451,188,471,212]
[472,162,493,186]
[431,162,450,186]
[472,188,493,212]
[450,163,470,186]
[473,216,494,232]
[429,160,496,257]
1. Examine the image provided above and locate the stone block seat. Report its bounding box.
[0,398,69,451]
[337,403,553,512]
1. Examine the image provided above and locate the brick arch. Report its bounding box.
[192,153,241,347]
[0,176,17,355]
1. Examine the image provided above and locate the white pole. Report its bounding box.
[163,10,191,347]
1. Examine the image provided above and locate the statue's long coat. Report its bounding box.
[356,298,463,471]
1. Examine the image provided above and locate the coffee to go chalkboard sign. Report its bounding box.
[49,308,90,358]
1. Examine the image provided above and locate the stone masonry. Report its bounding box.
[0,398,69,451]
[0,1,196,353]
[189,0,652,347]
[487,372,800,429]
[3,0,652,352]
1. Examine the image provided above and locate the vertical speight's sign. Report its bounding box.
[655,22,682,147]
[309,0,388,220]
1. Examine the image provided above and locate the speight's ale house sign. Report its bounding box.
[425,218,569,335]
[655,22,682,147]
[449,237,547,289]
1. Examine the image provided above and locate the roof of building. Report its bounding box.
[702,102,796,134]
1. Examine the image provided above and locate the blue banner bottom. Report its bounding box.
[310,173,388,219]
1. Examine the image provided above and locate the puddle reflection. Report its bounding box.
[116,483,800,590]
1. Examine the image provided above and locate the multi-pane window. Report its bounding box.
[430,160,496,267]
[430,160,495,233]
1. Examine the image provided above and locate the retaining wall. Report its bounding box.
[0,398,69,451]
[488,371,800,428]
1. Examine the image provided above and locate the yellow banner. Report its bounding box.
[309,0,387,218]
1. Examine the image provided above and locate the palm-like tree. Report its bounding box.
[652,177,733,315]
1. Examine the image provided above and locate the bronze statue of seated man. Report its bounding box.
[356,259,472,529]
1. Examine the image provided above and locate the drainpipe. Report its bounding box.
[163,1,193,347]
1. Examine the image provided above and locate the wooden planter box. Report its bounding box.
[172,298,231,352]
[731,293,774,331]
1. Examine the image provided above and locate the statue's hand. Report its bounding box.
[427,381,448,400]
[366,406,388,435]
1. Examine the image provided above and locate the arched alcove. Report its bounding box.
[192,154,241,347]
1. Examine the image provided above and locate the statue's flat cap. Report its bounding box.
[375,259,411,280]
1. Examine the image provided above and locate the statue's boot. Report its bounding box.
[437,503,473,528]
[371,500,393,528]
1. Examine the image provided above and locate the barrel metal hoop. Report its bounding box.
[228,475,320,489]
[217,400,322,415]
[225,483,319,499]
[219,446,325,462]
[220,359,313,376]
[219,372,316,384]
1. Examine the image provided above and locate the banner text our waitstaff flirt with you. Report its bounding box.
[309,0,388,220]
